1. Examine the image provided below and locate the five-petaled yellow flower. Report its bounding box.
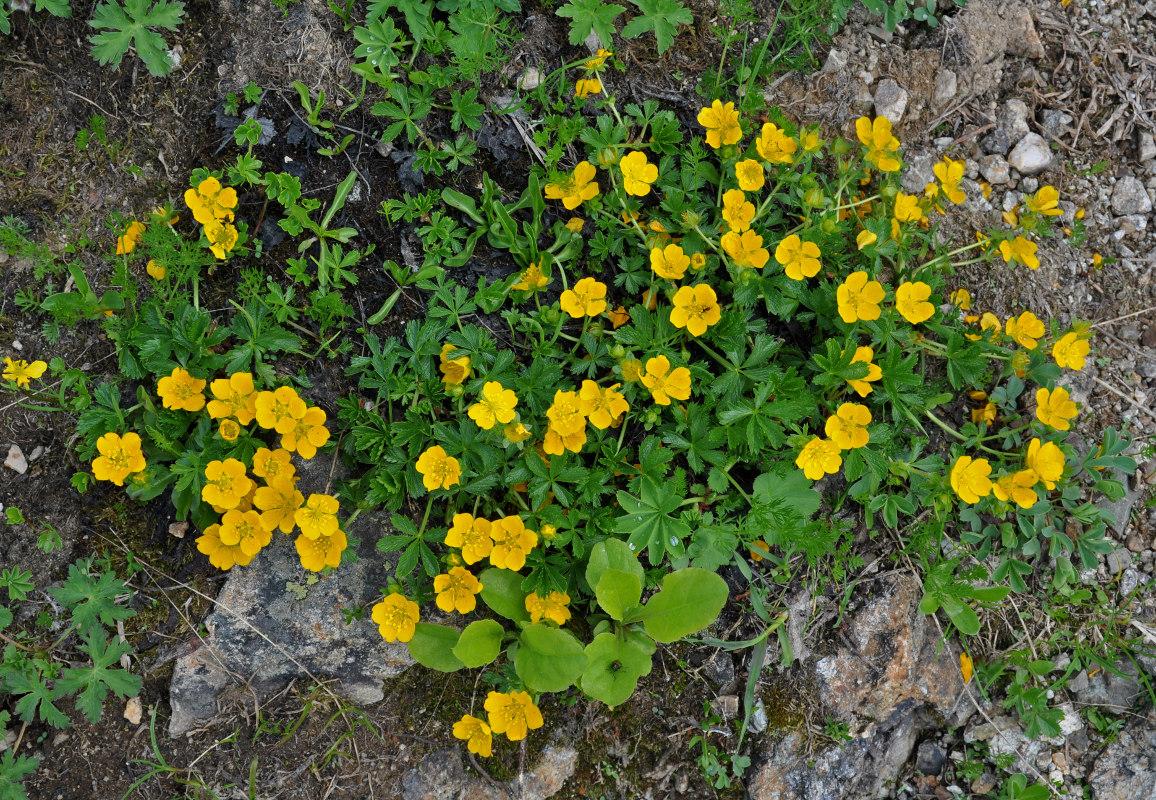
[207,372,257,424]
[445,513,494,564]
[775,234,821,281]
[489,515,538,571]
[281,405,330,459]
[1052,332,1090,370]
[1025,186,1063,216]
[1036,386,1078,431]
[526,591,571,626]
[721,189,756,232]
[697,100,742,149]
[796,437,842,480]
[933,158,966,204]
[560,276,608,318]
[468,382,519,430]
[895,281,935,324]
[855,116,901,172]
[434,566,483,614]
[579,380,629,429]
[484,691,544,741]
[511,261,550,293]
[219,419,241,442]
[836,271,885,323]
[372,593,420,643]
[670,284,722,337]
[619,151,658,196]
[721,229,769,269]
[196,524,252,571]
[893,192,923,223]
[2,357,47,388]
[999,236,1039,270]
[845,346,882,397]
[546,389,586,437]
[992,470,1039,509]
[204,219,239,260]
[825,403,871,450]
[202,458,254,509]
[219,508,271,558]
[253,476,305,534]
[650,243,690,280]
[252,447,296,483]
[544,161,600,210]
[1024,438,1064,490]
[950,456,993,504]
[756,122,796,164]
[1005,311,1044,349]
[185,176,238,225]
[158,367,207,412]
[735,159,765,191]
[255,386,306,432]
[453,715,493,758]
[574,76,602,98]
[295,493,341,539]
[116,220,146,255]
[415,445,462,491]
[92,432,147,486]
[296,528,347,572]
[641,355,691,405]
[439,344,472,386]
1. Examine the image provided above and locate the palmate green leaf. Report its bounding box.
[514,624,586,692]
[615,477,690,565]
[580,630,655,707]
[7,669,70,728]
[89,0,186,77]
[56,633,142,723]
[48,560,135,638]
[556,0,625,47]
[621,0,692,53]
[0,749,40,800]
[638,568,728,643]
[0,606,12,632]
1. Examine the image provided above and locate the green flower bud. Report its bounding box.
[610,344,626,359]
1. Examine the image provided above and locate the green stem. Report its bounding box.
[416,495,435,538]
[925,410,1004,457]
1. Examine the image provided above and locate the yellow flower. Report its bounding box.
[254,386,306,432]
[607,305,630,329]
[295,493,341,539]
[485,691,544,742]
[1005,311,1044,349]
[115,220,146,255]
[970,392,997,425]
[836,271,885,323]
[670,284,722,337]
[559,276,608,318]
[565,217,584,233]
[219,419,241,441]
[825,403,871,450]
[620,358,643,383]
[415,445,462,491]
[91,432,147,486]
[721,189,756,232]
[1092,253,1102,268]
[253,476,305,534]
[445,513,494,564]
[1025,186,1063,216]
[619,151,658,196]
[574,76,602,98]
[158,367,207,412]
[690,253,707,271]
[196,523,252,571]
[296,528,347,572]
[933,157,966,204]
[697,100,742,149]
[893,192,923,223]
[434,566,483,614]
[735,159,765,191]
[650,243,690,280]
[950,289,971,310]
[146,259,166,279]
[1036,386,1078,431]
[845,346,882,397]
[281,405,330,459]
[185,176,238,225]
[372,593,420,643]
[468,382,519,430]
[252,447,296,483]
[1024,438,1064,490]
[755,122,796,164]
[856,229,877,250]
[579,380,629,429]
[511,261,550,293]
[453,715,493,758]
[207,371,257,424]
[800,129,823,152]
[1053,331,1090,370]
[544,161,600,210]
[855,116,901,172]
[504,421,531,443]
[796,437,842,480]
[998,236,1039,270]
[204,219,239,259]
[439,343,472,386]
[201,458,254,510]
[992,470,1039,509]
[775,234,821,281]
[721,229,770,269]
[895,281,935,324]
[950,456,993,504]
[2,357,47,388]
[525,591,571,625]
[544,422,587,455]
[546,389,586,437]
[641,355,691,405]
[218,508,272,558]
[489,515,538,571]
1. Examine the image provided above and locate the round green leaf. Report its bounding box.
[641,568,728,643]
[514,623,587,692]
[580,631,656,708]
[452,619,505,668]
[407,623,465,672]
[478,568,530,623]
[594,569,642,621]
[586,538,644,592]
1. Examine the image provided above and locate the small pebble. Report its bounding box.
[4,445,27,475]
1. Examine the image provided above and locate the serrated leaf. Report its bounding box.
[556,0,625,47]
[56,633,142,724]
[48,561,135,638]
[620,0,691,52]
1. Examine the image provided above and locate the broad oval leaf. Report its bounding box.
[585,538,644,591]
[452,619,505,668]
[594,569,642,621]
[640,568,728,643]
[407,623,465,672]
[514,623,586,692]
[478,568,530,623]
[580,630,656,708]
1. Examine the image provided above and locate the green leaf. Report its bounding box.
[55,632,142,724]
[407,623,465,672]
[1,567,34,602]
[580,630,656,707]
[451,619,504,668]
[514,624,587,692]
[0,750,40,800]
[620,0,691,53]
[0,605,11,632]
[940,596,980,636]
[585,538,644,591]
[89,0,186,77]
[556,0,625,47]
[48,560,135,638]
[614,478,691,565]
[478,568,530,623]
[640,568,728,643]
[594,569,642,620]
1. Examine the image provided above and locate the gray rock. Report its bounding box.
[1073,661,1143,710]
[851,81,876,116]
[901,151,937,194]
[704,651,735,686]
[916,740,946,775]
[1088,709,1156,800]
[979,154,1011,185]
[1107,548,1132,574]
[749,698,768,734]
[964,715,1048,775]
[1110,176,1153,216]
[1006,9,1045,59]
[932,69,957,107]
[517,67,544,91]
[401,745,577,800]
[1008,133,1052,175]
[998,100,1032,143]
[1040,109,1073,139]
[980,129,1012,156]
[822,48,849,74]
[873,79,909,126]
[1137,131,1156,163]
[1121,568,1140,596]
[4,445,26,475]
